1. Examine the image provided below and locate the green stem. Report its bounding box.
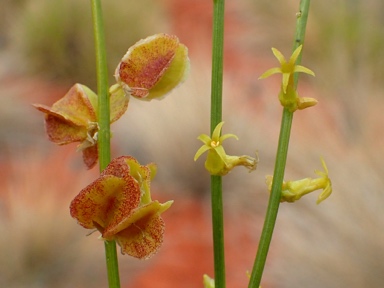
[91,0,110,168]
[293,0,311,88]
[211,0,226,287]
[90,0,121,287]
[103,240,121,288]
[211,0,225,129]
[211,175,225,287]
[248,109,293,288]
[248,1,311,287]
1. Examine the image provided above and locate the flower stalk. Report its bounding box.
[248,0,312,287]
[211,0,226,287]
[90,0,120,287]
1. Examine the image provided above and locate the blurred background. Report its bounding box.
[1,0,384,287]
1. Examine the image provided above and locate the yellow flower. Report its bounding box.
[266,158,332,204]
[259,45,314,93]
[259,45,317,112]
[194,122,257,176]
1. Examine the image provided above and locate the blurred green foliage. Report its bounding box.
[9,0,168,89]
[311,0,384,86]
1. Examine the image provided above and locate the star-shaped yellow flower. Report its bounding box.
[259,45,315,94]
[194,122,257,176]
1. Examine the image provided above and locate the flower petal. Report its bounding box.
[70,175,130,229]
[315,157,329,177]
[212,145,228,163]
[289,45,303,65]
[70,158,142,230]
[80,85,98,117]
[123,156,154,204]
[212,121,225,141]
[293,65,315,76]
[194,145,211,161]
[144,43,190,101]
[147,163,157,180]
[316,183,332,204]
[116,34,180,98]
[320,157,329,174]
[111,200,173,259]
[49,84,97,125]
[197,134,212,144]
[205,148,228,175]
[282,73,290,94]
[82,145,98,170]
[258,67,282,79]
[101,156,132,178]
[197,133,212,145]
[40,112,88,144]
[220,133,239,142]
[33,84,98,144]
[109,84,129,123]
[271,47,286,64]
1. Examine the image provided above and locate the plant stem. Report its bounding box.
[91,0,110,168]
[211,175,225,287]
[90,0,121,287]
[248,109,292,288]
[103,240,121,288]
[211,0,226,287]
[211,0,225,128]
[248,1,311,287]
[292,0,311,89]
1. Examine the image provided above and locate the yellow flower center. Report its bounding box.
[281,62,294,74]
[211,141,220,148]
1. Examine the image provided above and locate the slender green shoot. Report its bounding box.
[292,0,311,88]
[90,0,121,287]
[211,0,226,287]
[248,1,311,287]
[91,0,110,169]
